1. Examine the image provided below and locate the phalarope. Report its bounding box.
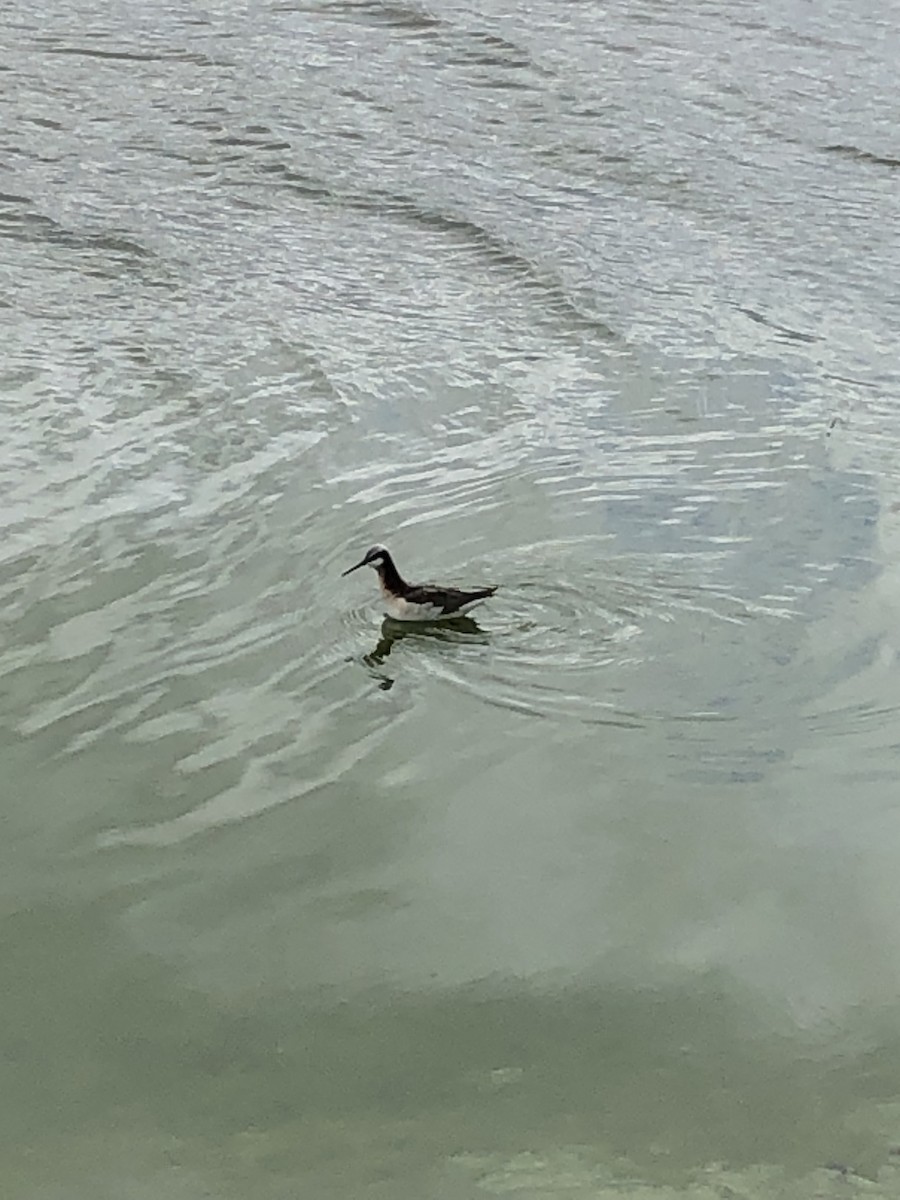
[342,544,497,622]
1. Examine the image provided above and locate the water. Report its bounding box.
[2,0,900,1195]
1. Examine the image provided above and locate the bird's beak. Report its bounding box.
[342,557,368,576]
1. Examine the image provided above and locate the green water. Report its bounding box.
[3,0,900,1195]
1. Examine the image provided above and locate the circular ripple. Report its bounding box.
[343,538,766,727]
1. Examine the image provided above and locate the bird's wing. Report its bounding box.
[405,584,495,613]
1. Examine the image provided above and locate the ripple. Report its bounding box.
[342,538,766,727]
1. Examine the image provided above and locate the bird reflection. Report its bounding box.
[363,615,488,690]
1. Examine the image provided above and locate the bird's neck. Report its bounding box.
[377,555,408,596]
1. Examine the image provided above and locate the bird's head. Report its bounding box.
[342,544,389,576]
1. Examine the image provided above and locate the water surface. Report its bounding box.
[3,0,900,1196]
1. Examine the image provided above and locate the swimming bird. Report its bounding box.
[342,544,497,622]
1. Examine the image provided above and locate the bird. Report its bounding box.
[342,544,497,622]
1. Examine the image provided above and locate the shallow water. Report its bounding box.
[3,0,900,1195]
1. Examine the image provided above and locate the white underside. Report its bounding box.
[381,594,486,621]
